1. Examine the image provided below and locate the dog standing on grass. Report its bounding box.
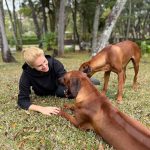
[59,71,150,150]
[79,40,141,103]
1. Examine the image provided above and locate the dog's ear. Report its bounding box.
[70,77,81,97]
[58,76,65,85]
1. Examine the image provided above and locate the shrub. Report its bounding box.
[141,41,150,54]
[42,32,57,50]
[8,36,39,46]
[22,36,39,45]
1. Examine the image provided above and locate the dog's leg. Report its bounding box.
[123,67,127,84]
[101,71,111,95]
[59,110,93,130]
[59,110,80,127]
[63,103,76,111]
[59,110,91,130]
[117,71,124,102]
[132,59,139,90]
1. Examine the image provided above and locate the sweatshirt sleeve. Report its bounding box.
[53,58,66,78]
[18,72,32,110]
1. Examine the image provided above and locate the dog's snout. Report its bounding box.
[79,64,92,76]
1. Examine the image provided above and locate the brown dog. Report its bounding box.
[79,40,141,102]
[59,71,150,150]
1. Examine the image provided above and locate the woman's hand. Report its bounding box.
[39,106,60,116]
[29,104,60,116]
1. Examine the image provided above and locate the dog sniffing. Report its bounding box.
[79,40,141,102]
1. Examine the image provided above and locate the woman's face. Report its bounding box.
[33,55,49,72]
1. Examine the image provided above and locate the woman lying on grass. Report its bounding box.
[18,47,70,116]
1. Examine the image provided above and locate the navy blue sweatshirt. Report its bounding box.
[18,55,66,110]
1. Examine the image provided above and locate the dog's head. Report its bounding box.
[79,62,94,77]
[59,71,84,98]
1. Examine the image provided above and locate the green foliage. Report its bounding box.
[140,41,150,54]
[22,36,39,45]
[65,32,73,40]
[101,8,111,19]
[42,32,57,50]
[8,36,39,46]
[19,7,32,17]
[99,7,111,30]
[81,33,92,42]
[8,37,16,47]
[64,46,74,52]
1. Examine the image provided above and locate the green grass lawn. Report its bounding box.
[0,51,150,150]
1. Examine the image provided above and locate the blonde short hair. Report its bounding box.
[22,47,44,67]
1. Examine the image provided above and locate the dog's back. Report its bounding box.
[94,40,141,67]
[116,40,141,61]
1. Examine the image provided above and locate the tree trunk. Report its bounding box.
[58,0,65,56]
[28,0,42,47]
[12,0,22,51]
[94,0,127,55]
[91,0,101,55]
[125,0,131,39]
[40,0,48,35]
[142,11,149,38]
[0,2,16,62]
[72,0,81,50]
[0,0,3,49]
[5,0,20,50]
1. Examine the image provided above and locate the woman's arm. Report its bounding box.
[29,104,60,115]
[18,72,60,115]
[18,72,32,109]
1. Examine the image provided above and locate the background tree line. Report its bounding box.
[0,0,149,62]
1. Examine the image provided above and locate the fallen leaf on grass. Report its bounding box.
[10,122,17,129]
[17,139,26,149]
[24,110,30,115]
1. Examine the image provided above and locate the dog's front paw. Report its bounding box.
[116,95,123,104]
[58,109,65,117]
[63,104,71,109]
[63,104,75,111]
[132,82,139,91]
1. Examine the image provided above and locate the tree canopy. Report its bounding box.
[0,0,149,60]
